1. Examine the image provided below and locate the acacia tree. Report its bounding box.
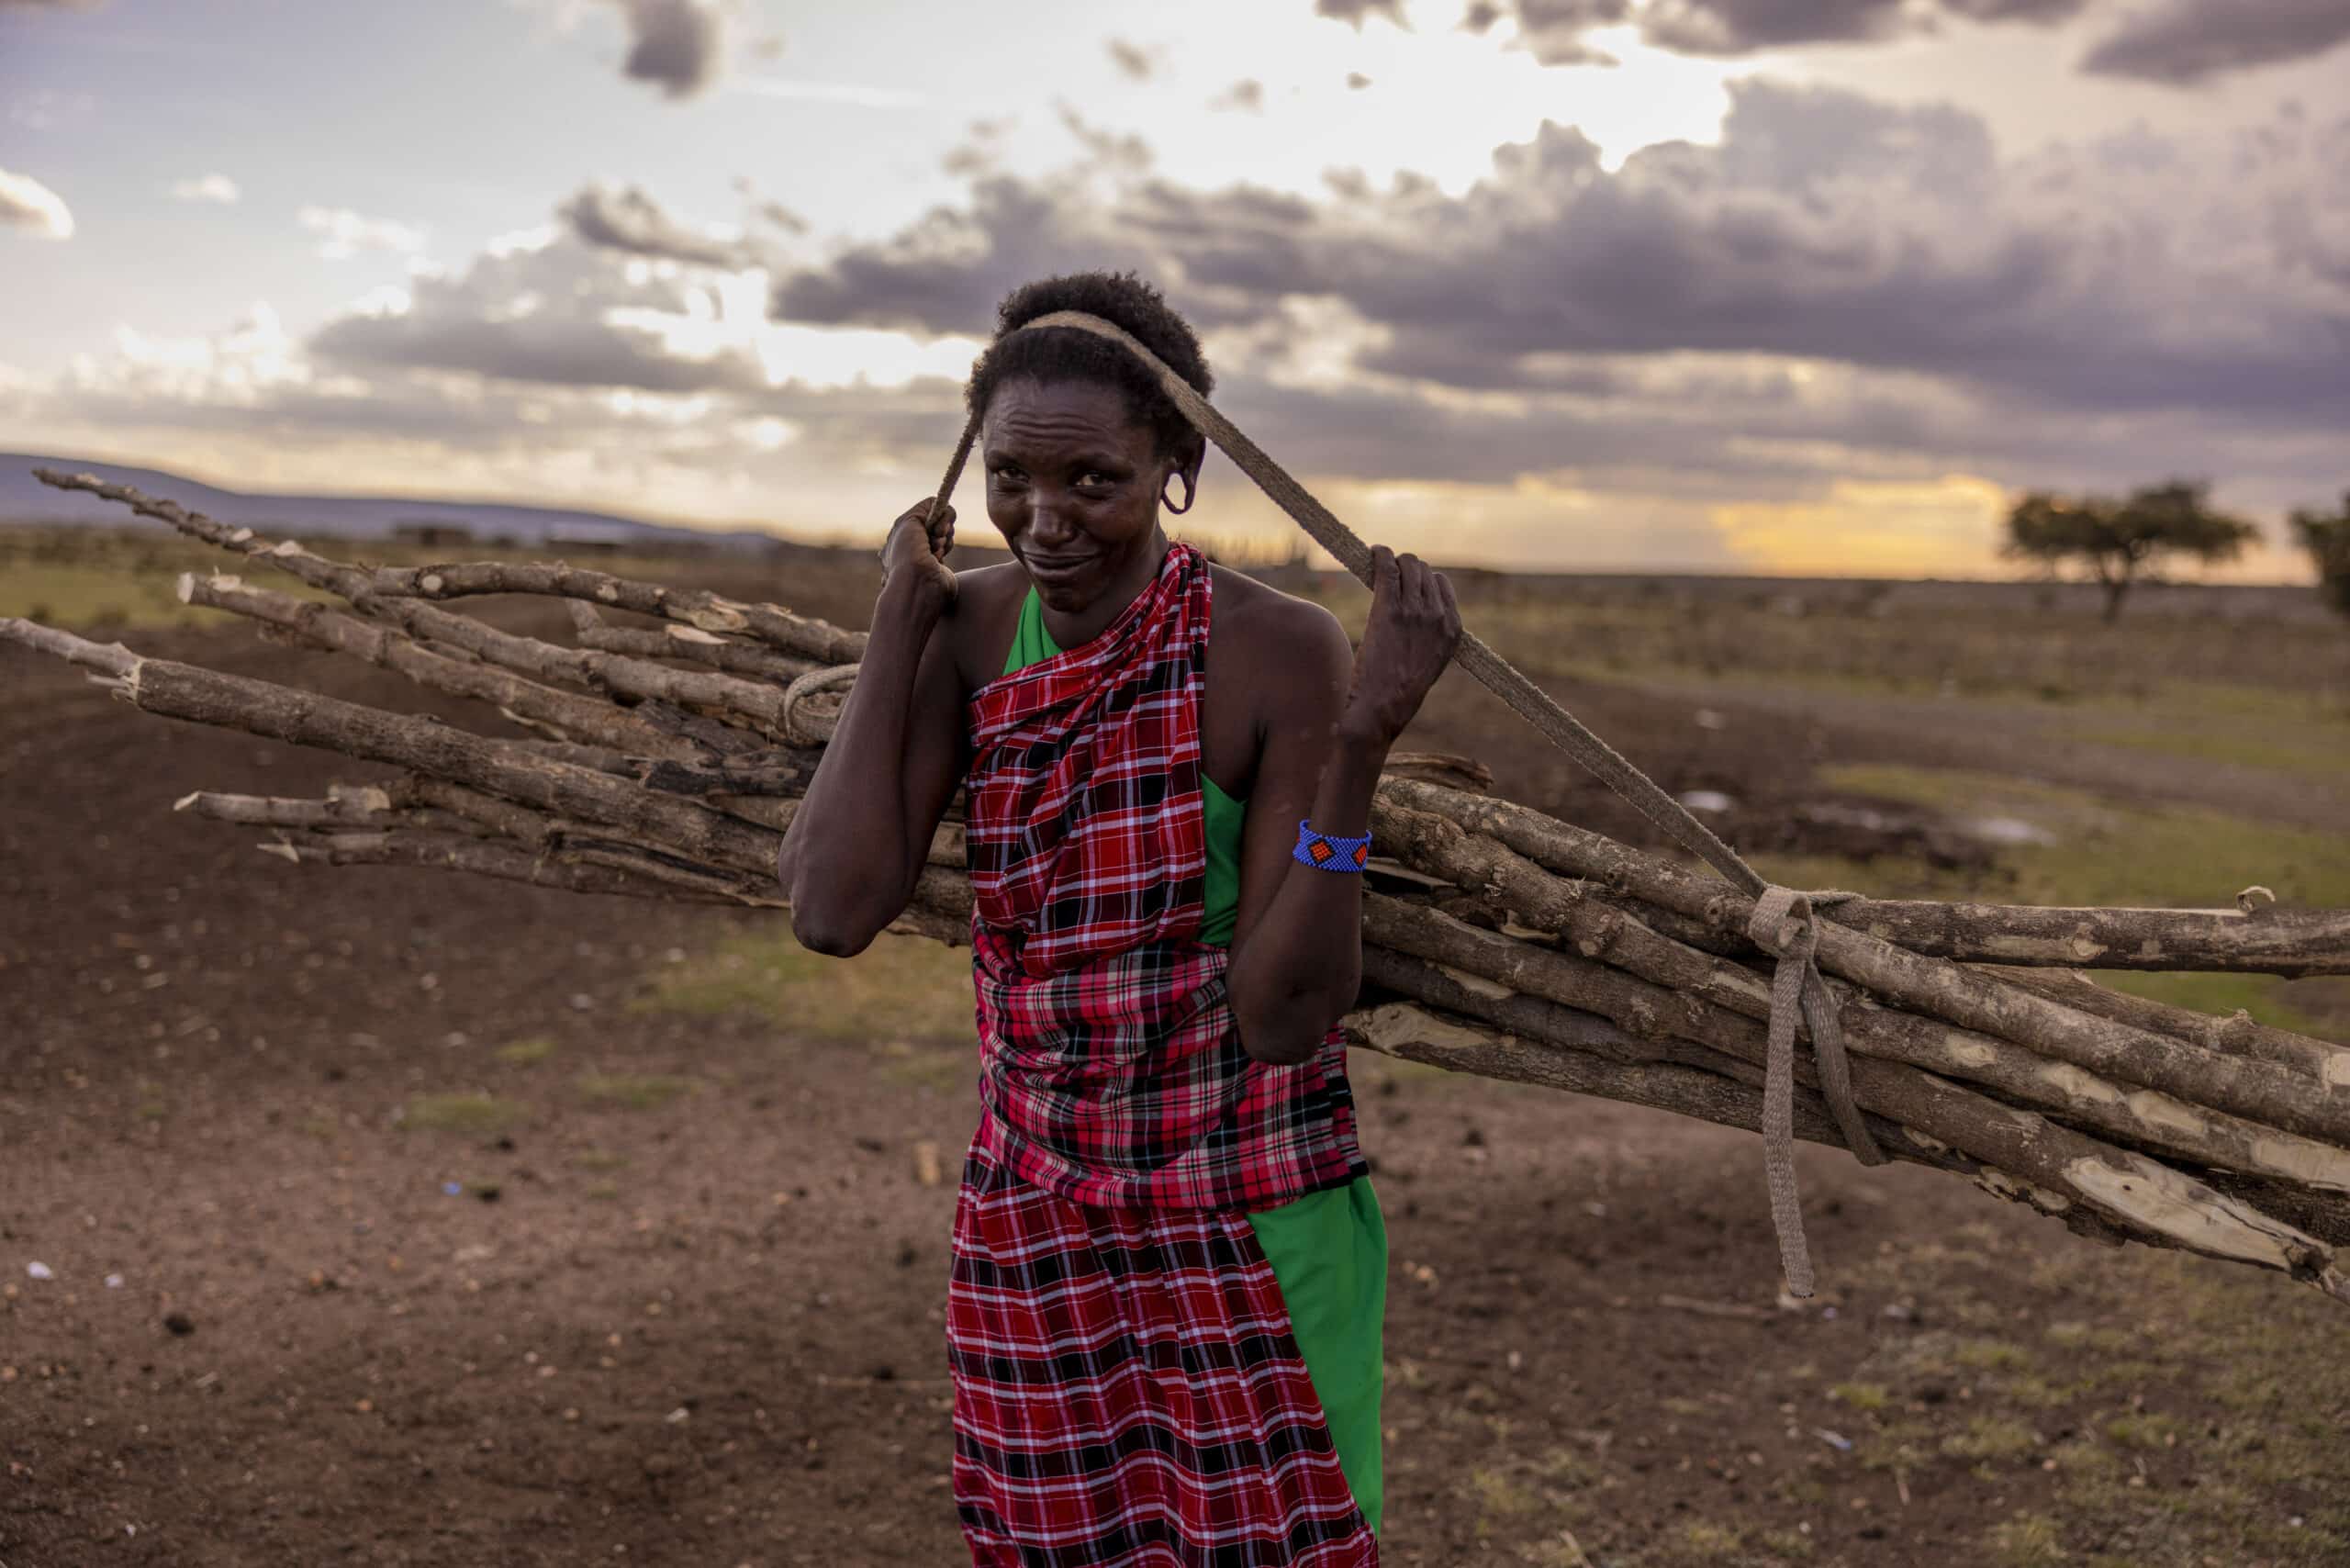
[2004,479,2261,622]
[2290,491,2350,620]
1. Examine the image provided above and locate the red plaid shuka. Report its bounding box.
[962,542,1363,1213]
[950,542,1375,1564]
[949,1149,1373,1565]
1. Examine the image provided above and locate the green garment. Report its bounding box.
[1248,1177,1388,1534]
[1001,584,1389,1533]
[1001,585,1247,945]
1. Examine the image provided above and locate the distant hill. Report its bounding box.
[0,454,779,552]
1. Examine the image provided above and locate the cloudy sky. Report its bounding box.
[3,0,2345,576]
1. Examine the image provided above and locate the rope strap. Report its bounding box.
[931,310,1889,1292]
[1744,887,1868,1296]
[778,662,859,746]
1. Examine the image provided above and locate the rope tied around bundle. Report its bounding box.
[1745,885,1871,1295]
[930,309,1887,1294]
[778,663,859,747]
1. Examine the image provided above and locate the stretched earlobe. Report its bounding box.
[1160,471,1196,515]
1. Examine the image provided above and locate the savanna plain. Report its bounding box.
[4,523,2347,1567]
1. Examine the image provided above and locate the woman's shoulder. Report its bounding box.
[1205,562,1347,648]
[1203,563,1352,700]
[941,561,1030,684]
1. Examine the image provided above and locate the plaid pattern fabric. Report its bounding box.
[949,1147,1378,1566]
[964,543,1363,1213]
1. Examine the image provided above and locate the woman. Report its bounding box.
[779,271,1460,1565]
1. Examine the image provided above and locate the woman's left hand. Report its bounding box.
[1340,544,1460,747]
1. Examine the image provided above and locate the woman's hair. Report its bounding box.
[965,271,1214,458]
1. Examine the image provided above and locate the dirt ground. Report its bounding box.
[4,547,2347,1568]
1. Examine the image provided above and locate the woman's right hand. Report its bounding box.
[1340,544,1460,748]
[881,498,957,610]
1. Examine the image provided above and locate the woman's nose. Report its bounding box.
[1026,500,1079,548]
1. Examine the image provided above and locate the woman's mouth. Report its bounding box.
[1024,553,1092,581]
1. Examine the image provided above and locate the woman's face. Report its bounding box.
[981,376,1178,612]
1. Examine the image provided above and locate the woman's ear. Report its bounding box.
[1173,435,1205,493]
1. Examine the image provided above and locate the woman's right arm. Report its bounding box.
[778,499,968,956]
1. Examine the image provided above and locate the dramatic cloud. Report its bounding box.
[168,174,241,204]
[298,205,423,259]
[1314,0,1405,24]
[1463,0,2087,60]
[1209,78,1267,112]
[755,200,809,235]
[1505,0,1633,63]
[0,166,73,239]
[1104,38,1159,81]
[2081,0,2350,84]
[773,170,1162,337]
[310,230,767,394]
[610,0,730,99]
[559,183,744,268]
[766,76,2350,521]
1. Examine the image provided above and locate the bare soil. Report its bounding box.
[4,565,2345,1568]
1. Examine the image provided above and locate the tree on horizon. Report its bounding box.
[2003,479,2260,622]
[2290,491,2350,621]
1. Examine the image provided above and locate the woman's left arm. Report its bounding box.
[1224,549,1460,1065]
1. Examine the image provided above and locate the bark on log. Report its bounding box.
[1362,893,2350,1202]
[33,467,869,664]
[1371,797,2350,1148]
[1986,965,2350,1086]
[566,600,821,684]
[1380,778,2350,979]
[1359,902,2348,1294]
[179,571,700,760]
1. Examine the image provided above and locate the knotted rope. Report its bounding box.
[931,309,1886,1293]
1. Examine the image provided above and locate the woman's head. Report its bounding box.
[967,272,1213,610]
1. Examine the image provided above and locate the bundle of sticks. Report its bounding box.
[9,467,2350,1306]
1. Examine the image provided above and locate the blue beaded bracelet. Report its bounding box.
[1292,819,1371,873]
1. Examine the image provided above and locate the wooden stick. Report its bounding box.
[1358,908,2347,1295]
[1986,964,2350,1086]
[566,599,820,683]
[32,467,867,663]
[1363,894,2350,1200]
[1380,778,2350,979]
[179,571,701,759]
[1371,798,2350,1148]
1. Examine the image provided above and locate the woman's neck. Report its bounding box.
[1037,528,1171,649]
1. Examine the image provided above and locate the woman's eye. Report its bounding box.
[1079,472,1113,488]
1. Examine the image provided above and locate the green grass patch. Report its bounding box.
[1808,764,2350,910]
[494,1036,557,1066]
[1672,1521,1744,1560]
[1451,586,2349,711]
[1954,1338,2033,1373]
[1941,1417,2041,1463]
[1468,1468,1539,1517]
[0,561,221,629]
[2076,716,2350,786]
[575,1072,698,1111]
[1751,765,2350,1040]
[401,1092,527,1136]
[2102,1412,2185,1451]
[635,925,975,1045]
[1987,1512,2068,1568]
[567,1147,631,1172]
[871,1040,972,1092]
[1828,1382,1891,1412]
